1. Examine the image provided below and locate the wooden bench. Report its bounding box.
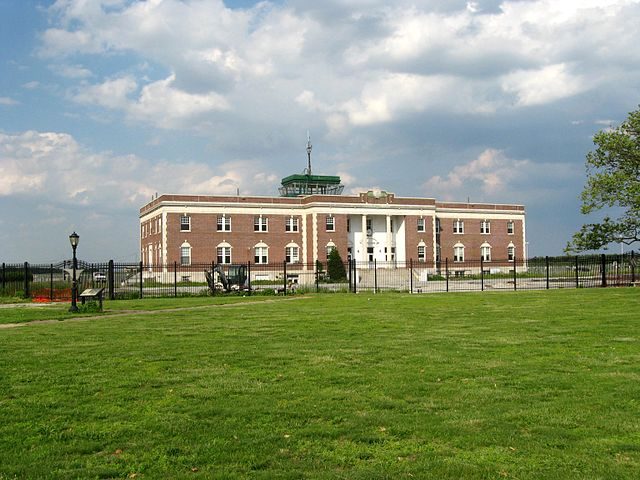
[79,287,105,310]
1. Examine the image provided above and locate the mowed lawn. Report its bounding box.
[1,289,639,479]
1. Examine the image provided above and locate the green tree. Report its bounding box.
[327,248,347,281]
[567,106,640,252]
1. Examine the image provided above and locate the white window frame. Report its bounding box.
[285,244,300,264]
[180,215,190,232]
[481,220,490,234]
[417,244,426,263]
[180,242,191,266]
[417,217,425,232]
[285,216,299,232]
[254,216,268,232]
[326,215,335,232]
[217,215,231,232]
[481,243,492,262]
[508,244,515,262]
[217,245,231,264]
[454,243,465,262]
[254,244,268,264]
[507,221,514,235]
[453,219,464,234]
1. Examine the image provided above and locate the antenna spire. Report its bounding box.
[306,131,312,175]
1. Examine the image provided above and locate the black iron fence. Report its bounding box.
[1,252,637,302]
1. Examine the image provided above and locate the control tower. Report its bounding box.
[278,133,344,197]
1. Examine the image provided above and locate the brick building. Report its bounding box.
[139,189,526,272]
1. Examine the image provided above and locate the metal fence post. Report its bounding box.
[445,258,449,292]
[513,255,517,291]
[24,262,30,298]
[410,258,413,294]
[247,261,251,296]
[283,261,287,295]
[1,263,5,293]
[480,257,484,292]
[50,264,54,302]
[175,262,179,297]
[139,260,143,299]
[108,260,115,300]
[352,260,357,294]
[575,256,579,288]
[545,256,550,290]
[632,251,636,284]
[374,258,378,293]
[601,254,607,287]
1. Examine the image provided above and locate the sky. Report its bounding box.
[1,0,639,262]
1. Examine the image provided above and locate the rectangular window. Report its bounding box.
[347,218,351,233]
[453,219,464,234]
[417,245,426,262]
[285,217,299,232]
[326,215,335,232]
[508,246,515,261]
[454,245,464,262]
[435,218,441,234]
[254,216,268,232]
[254,246,268,264]
[326,245,335,260]
[366,218,373,236]
[436,244,441,262]
[417,217,425,232]
[217,246,231,264]
[481,220,490,234]
[217,215,231,231]
[507,221,514,235]
[285,246,299,263]
[481,245,491,262]
[180,215,190,231]
[180,246,191,266]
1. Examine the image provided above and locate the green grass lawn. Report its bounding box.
[1,289,639,479]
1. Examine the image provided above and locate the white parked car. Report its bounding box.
[93,271,107,282]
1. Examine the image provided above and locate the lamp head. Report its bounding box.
[69,232,80,248]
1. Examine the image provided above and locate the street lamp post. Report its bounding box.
[69,232,80,312]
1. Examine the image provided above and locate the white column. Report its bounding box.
[386,215,392,263]
[312,212,318,266]
[361,214,368,262]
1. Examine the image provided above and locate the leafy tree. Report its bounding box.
[567,106,640,252]
[327,248,347,281]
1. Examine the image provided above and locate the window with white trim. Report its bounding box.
[436,244,441,262]
[507,221,514,235]
[285,245,299,263]
[454,243,465,262]
[326,215,335,232]
[453,219,464,234]
[417,245,426,263]
[481,220,490,234]
[217,215,231,232]
[508,245,515,261]
[254,245,268,264]
[254,216,268,232]
[417,217,425,232]
[180,243,191,266]
[285,217,299,232]
[481,243,491,262]
[217,245,231,264]
[366,218,373,236]
[180,215,190,231]
[435,218,441,233]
